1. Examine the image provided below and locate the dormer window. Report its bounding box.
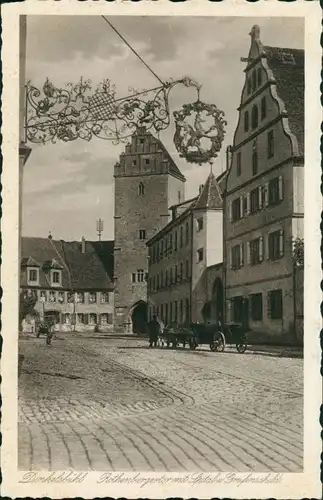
[28,268,39,285]
[51,270,62,287]
[281,52,295,65]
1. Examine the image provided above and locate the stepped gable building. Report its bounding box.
[223,25,304,343]
[113,126,186,333]
[146,170,226,326]
[20,236,114,332]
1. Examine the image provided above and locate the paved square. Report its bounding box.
[18,334,303,472]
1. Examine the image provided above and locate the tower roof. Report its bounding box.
[194,172,223,210]
[132,126,186,182]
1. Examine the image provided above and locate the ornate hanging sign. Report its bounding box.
[173,100,227,165]
[25,76,201,146]
[25,76,226,165]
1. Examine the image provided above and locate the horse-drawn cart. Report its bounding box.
[159,322,247,353]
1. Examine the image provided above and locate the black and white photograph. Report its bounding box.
[1,3,321,499]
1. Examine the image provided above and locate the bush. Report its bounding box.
[293,237,304,268]
[19,290,37,326]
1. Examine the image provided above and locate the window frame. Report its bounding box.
[139,229,146,240]
[51,270,62,286]
[268,230,284,261]
[250,293,263,321]
[197,248,204,263]
[237,152,242,177]
[244,111,249,132]
[250,187,260,213]
[28,268,39,284]
[267,130,274,158]
[268,177,280,205]
[100,292,109,304]
[251,105,259,129]
[232,198,242,221]
[250,238,261,266]
[197,216,204,232]
[268,289,283,319]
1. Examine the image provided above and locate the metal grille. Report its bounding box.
[89,93,116,120]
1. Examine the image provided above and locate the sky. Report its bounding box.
[23,16,304,242]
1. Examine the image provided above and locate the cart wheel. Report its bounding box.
[210,341,225,352]
[236,343,247,353]
[210,331,225,352]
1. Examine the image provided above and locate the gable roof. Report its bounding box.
[21,256,41,268]
[194,172,223,210]
[21,237,114,291]
[146,170,225,245]
[155,138,186,182]
[264,46,304,156]
[133,127,186,182]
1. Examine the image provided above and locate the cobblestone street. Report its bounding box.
[19,334,303,472]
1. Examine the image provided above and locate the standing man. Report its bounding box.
[148,315,160,348]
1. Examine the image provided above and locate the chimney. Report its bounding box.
[199,184,204,194]
[81,237,86,254]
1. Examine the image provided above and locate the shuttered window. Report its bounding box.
[231,244,244,270]
[268,289,283,319]
[268,230,284,260]
[250,237,264,265]
[250,293,263,321]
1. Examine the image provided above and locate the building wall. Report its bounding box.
[294,266,304,343]
[21,288,114,333]
[191,209,223,323]
[205,210,223,267]
[206,263,224,322]
[147,211,192,325]
[113,129,185,331]
[191,209,207,322]
[223,38,303,342]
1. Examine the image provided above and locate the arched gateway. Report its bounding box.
[129,301,148,334]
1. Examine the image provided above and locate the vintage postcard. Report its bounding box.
[1,0,321,498]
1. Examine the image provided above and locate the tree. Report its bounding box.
[293,237,304,268]
[19,290,37,327]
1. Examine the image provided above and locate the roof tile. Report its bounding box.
[21,237,114,291]
[264,46,304,156]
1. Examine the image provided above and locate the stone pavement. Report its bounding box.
[18,335,303,472]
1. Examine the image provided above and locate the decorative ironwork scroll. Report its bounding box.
[173,100,227,165]
[25,75,226,164]
[25,76,201,145]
